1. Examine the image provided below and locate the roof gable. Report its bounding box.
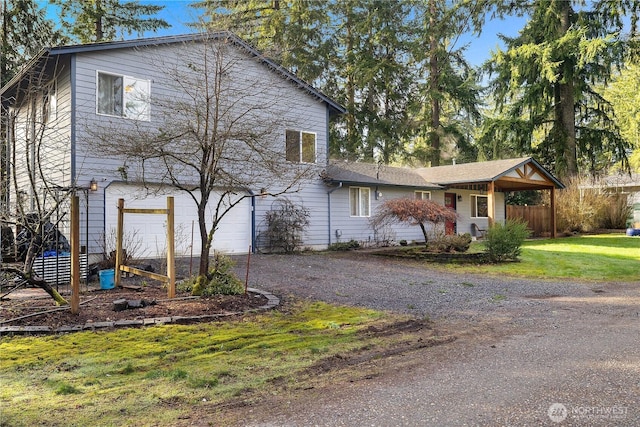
[1,32,346,115]
[416,157,564,190]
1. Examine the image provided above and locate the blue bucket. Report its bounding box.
[99,269,115,289]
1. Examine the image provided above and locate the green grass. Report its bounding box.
[0,301,415,427]
[453,234,639,282]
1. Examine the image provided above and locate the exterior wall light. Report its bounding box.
[90,178,98,192]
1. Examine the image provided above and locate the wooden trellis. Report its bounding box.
[115,197,176,298]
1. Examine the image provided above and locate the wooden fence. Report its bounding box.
[506,205,550,237]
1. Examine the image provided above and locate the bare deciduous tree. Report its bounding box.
[1,59,78,305]
[87,32,319,279]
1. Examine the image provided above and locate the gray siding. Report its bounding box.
[69,39,331,255]
[329,187,506,245]
[9,61,72,209]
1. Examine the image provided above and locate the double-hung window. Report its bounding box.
[97,72,150,120]
[414,191,431,200]
[286,130,316,163]
[471,195,489,218]
[349,187,370,217]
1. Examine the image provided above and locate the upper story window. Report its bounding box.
[97,71,150,121]
[286,129,316,163]
[471,194,488,218]
[414,191,431,200]
[349,187,370,217]
[42,82,57,123]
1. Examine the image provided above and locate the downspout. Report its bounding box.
[327,182,342,246]
[70,54,76,184]
[247,189,256,253]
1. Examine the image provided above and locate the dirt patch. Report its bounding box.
[0,282,268,329]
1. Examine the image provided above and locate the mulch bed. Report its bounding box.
[0,278,268,330]
[368,247,491,263]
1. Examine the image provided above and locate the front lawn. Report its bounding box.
[458,234,639,282]
[0,302,437,427]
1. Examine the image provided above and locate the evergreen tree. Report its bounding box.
[408,0,484,166]
[51,0,170,43]
[482,0,639,177]
[195,0,331,84]
[329,0,417,164]
[603,64,640,172]
[1,0,65,86]
[195,0,485,166]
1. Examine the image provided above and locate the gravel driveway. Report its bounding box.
[229,251,640,426]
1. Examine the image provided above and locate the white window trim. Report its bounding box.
[471,194,489,218]
[415,191,431,200]
[286,129,317,163]
[349,186,371,217]
[96,70,150,121]
[43,81,57,123]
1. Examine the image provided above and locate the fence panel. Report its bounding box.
[507,205,550,237]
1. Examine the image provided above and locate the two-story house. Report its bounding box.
[1,32,345,261]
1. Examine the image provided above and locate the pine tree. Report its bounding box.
[483,0,639,177]
[51,0,170,43]
[1,0,65,86]
[409,0,484,166]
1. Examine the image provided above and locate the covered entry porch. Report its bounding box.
[416,157,565,238]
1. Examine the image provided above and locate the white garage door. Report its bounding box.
[105,184,251,258]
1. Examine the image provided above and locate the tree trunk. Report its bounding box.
[2,267,68,306]
[558,2,577,177]
[94,0,104,42]
[429,0,441,167]
[197,203,210,277]
[419,222,429,247]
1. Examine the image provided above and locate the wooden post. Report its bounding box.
[115,198,124,288]
[166,197,176,298]
[487,181,495,227]
[70,195,80,314]
[550,187,557,238]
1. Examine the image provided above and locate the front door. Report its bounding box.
[444,193,457,235]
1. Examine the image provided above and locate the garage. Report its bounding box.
[105,183,251,257]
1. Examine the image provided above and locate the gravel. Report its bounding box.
[226,251,640,427]
[235,251,599,321]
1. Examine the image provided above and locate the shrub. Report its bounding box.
[262,199,310,253]
[181,252,244,296]
[553,177,630,232]
[484,220,531,262]
[429,233,472,253]
[328,240,360,251]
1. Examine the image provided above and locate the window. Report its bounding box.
[414,191,431,200]
[42,82,57,123]
[349,187,370,217]
[97,72,150,120]
[286,129,316,163]
[471,195,488,218]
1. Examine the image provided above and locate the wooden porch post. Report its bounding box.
[487,181,495,226]
[550,187,557,238]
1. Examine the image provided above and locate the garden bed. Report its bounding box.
[370,247,491,263]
